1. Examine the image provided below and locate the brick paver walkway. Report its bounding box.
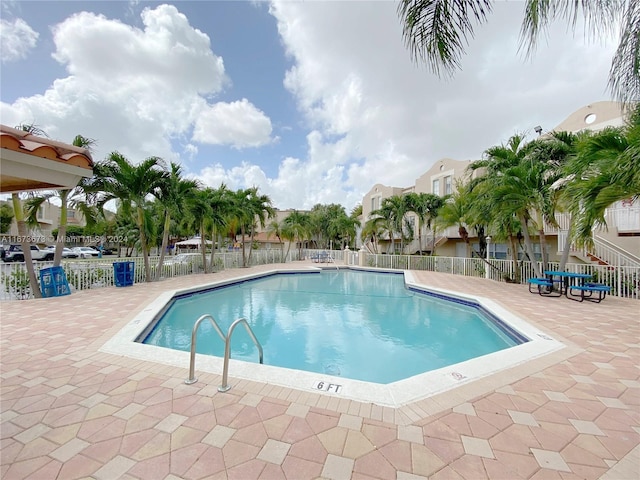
[1,263,638,479]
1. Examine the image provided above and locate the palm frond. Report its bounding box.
[398,0,492,77]
[608,0,640,104]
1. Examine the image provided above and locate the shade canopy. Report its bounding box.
[1,124,94,194]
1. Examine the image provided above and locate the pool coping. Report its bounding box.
[99,266,568,408]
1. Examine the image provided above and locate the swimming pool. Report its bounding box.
[101,266,564,406]
[139,270,525,384]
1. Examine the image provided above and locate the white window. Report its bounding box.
[444,176,452,195]
[432,179,440,196]
[66,210,75,219]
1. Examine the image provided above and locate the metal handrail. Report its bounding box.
[219,318,263,392]
[184,314,226,385]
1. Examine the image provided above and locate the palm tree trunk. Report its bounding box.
[559,217,573,272]
[431,225,438,256]
[240,226,247,267]
[156,212,171,280]
[518,214,542,278]
[536,212,549,273]
[283,238,292,262]
[200,225,208,274]
[248,226,255,265]
[209,226,216,271]
[12,194,42,298]
[277,234,284,262]
[54,189,69,266]
[508,235,521,283]
[137,207,152,282]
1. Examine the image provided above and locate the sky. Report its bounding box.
[0,1,619,212]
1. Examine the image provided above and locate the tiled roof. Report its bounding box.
[0,124,93,193]
[0,124,93,168]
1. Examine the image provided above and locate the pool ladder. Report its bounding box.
[184,314,263,392]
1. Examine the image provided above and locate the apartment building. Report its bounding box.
[360,101,640,264]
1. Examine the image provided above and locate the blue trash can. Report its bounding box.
[113,262,134,287]
[40,266,71,297]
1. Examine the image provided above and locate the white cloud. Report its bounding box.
[0,2,620,213]
[0,4,272,165]
[264,0,618,208]
[193,99,273,148]
[0,18,38,63]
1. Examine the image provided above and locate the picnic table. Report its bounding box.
[543,270,611,302]
[544,270,592,297]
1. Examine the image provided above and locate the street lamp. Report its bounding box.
[534,125,543,136]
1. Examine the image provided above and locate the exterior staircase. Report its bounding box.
[582,236,640,268]
[586,253,608,266]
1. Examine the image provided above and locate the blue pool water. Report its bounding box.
[140,270,524,384]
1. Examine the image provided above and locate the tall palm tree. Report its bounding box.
[405,192,428,254]
[532,130,587,271]
[361,216,387,254]
[408,192,446,255]
[228,188,253,267]
[246,187,275,265]
[88,153,167,282]
[10,193,41,298]
[186,188,214,273]
[25,134,97,266]
[154,163,199,280]
[398,0,639,103]
[283,210,312,259]
[328,211,359,249]
[208,184,233,269]
[470,134,547,277]
[372,195,409,254]
[266,219,286,261]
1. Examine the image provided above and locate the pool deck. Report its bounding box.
[1,262,638,479]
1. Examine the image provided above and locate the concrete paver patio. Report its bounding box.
[1,263,638,479]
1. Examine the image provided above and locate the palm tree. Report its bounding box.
[24,134,97,266]
[154,163,199,280]
[88,153,167,282]
[10,193,41,298]
[245,188,275,265]
[228,188,253,267]
[398,0,639,103]
[407,192,446,255]
[266,219,286,261]
[186,188,214,273]
[328,211,359,249]
[361,216,387,254]
[372,195,409,254]
[283,210,312,259]
[208,184,233,269]
[564,105,640,244]
[530,130,587,271]
[435,178,519,281]
[469,134,548,277]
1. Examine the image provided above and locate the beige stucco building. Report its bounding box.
[360,101,639,264]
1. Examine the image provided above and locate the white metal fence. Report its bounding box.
[1,249,637,301]
[361,253,639,300]
[0,249,306,301]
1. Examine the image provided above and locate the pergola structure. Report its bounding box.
[0,124,93,193]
